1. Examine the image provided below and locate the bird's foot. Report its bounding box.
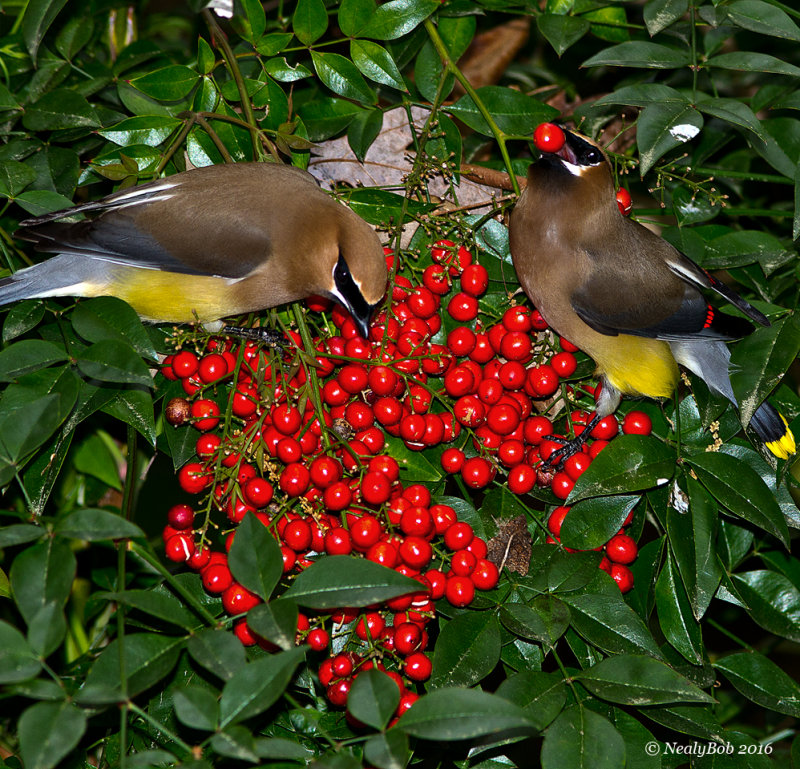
[222,324,286,349]
[543,414,601,469]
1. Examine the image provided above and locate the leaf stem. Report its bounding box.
[423,19,520,197]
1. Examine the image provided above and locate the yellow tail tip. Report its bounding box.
[765,416,796,460]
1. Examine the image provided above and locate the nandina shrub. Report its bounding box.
[1,0,800,768]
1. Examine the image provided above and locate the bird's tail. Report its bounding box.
[750,401,796,460]
[0,255,99,307]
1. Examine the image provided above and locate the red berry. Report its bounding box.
[590,416,619,440]
[307,628,330,651]
[533,123,566,153]
[606,533,638,565]
[222,583,260,614]
[178,462,212,494]
[445,575,475,607]
[279,463,310,497]
[610,563,634,592]
[202,562,233,594]
[460,264,489,296]
[461,456,494,489]
[444,522,474,550]
[547,506,570,538]
[398,536,432,569]
[622,411,652,435]
[471,559,499,590]
[616,188,632,216]
[165,534,194,562]
[447,293,479,322]
[403,652,432,681]
[508,463,536,494]
[167,503,194,530]
[550,352,577,378]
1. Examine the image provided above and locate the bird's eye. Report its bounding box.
[583,148,601,165]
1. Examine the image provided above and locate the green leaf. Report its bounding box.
[561,588,663,658]
[541,706,625,769]
[714,650,800,717]
[360,0,440,40]
[725,0,800,42]
[284,555,419,609]
[0,82,20,112]
[102,388,157,446]
[730,314,800,426]
[311,51,376,104]
[254,32,294,56]
[101,588,197,630]
[76,340,154,387]
[211,726,259,762]
[688,452,789,546]
[23,88,100,131]
[560,495,639,550]
[99,116,182,148]
[228,512,283,601]
[707,52,800,78]
[731,570,800,643]
[338,0,377,37]
[188,629,247,681]
[19,702,87,769]
[495,670,567,731]
[644,0,688,35]
[655,554,704,664]
[15,190,76,217]
[10,539,76,625]
[583,41,690,69]
[174,685,219,731]
[129,66,200,101]
[576,654,712,705]
[0,160,36,198]
[348,109,384,162]
[241,0,267,40]
[637,101,703,176]
[695,97,765,139]
[499,596,570,647]
[3,301,46,342]
[348,669,400,730]
[0,340,69,382]
[298,99,364,142]
[54,508,144,541]
[78,634,183,704]
[292,0,328,45]
[264,57,313,82]
[350,40,407,91]
[219,646,306,726]
[642,703,724,741]
[0,524,43,547]
[0,620,41,683]
[528,547,599,594]
[431,611,501,688]
[397,688,536,740]
[27,602,66,658]
[447,86,558,137]
[246,598,298,650]
[364,731,409,769]
[21,0,69,60]
[537,14,590,56]
[568,435,675,502]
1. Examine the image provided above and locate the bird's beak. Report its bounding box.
[539,127,580,165]
[347,300,376,340]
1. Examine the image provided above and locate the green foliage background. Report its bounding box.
[1,0,800,766]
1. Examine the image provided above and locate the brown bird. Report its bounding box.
[8,162,388,337]
[509,126,795,460]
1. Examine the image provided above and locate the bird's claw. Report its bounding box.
[222,324,286,349]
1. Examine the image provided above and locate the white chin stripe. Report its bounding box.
[560,159,586,177]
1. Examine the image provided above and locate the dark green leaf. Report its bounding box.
[211,725,259,762]
[129,66,199,101]
[348,109,384,162]
[292,0,328,45]
[284,555,419,608]
[576,655,712,705]
[560,495,639,550]
[76,339,153,387]
[22,0,69,59]
[0,160,36,198]
[495,670,567,731]
[27,602,66,658]
[23,89,100,131]
[174,685,219,731]
[725,0,800,41]
[583,41,690,69]
[228,512,283,601]
[348,669,400,730]
[537,14,590,56]
[637,101,703,176]
[447,86,558,137]
[715,650,800,717]
[431,611,501,688]
[528,547,600,593]
[731,570,800,643]
[102,388,157,446]
[79,634,183,703]
[55,508,145,541]
[15,190,76,217]
[696,97,765,139]
[0,340,69,382]
[188,629,247,681]
[688,452,789,546]
[298,99,364,142]
[541,706,625,769]
[246,598,298,650]
[0,524,43,547]
[360,0,439,40]
[0,620,41,683]
[264,57,313,82]
[19,701,87,769]
[311,51,376,104]
[10,539,75,625]
[707,52,800,77]
[3,301,46,342]
[101,588,197,630]
[338,0,376,36]
[99,116,182,148]
[656,553,704,664]
[397,688,536,740]
[642,703,725,741]
[644,0,688,35]
[499,596,570,647]
[364,731,409,769]
[568,435,675,502]
[219,646,305,726]
[351,40,407,91]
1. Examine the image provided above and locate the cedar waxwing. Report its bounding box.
[7,163,388,338]
[509,126,796,461]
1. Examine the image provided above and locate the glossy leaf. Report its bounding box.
[499,596,570,647]
[174,685,220,731]
[348,669,400,730]
[76,340,153,387]
[246,598,298,650]
[360,0,439,40]
[228,512,283,601]
[188,630,247,681]
[0,340,69,382]
[541,706,626,769]
[350,40,407,91]
[568,435,675,502]
[348,109,384,161]
[495,670,567,731]
[537,14,590,56]
[21,0,69,59]
[0,620,41,683]
[10,538,76,625]
[714,650,800,717]
[311,51,376,104]
[430,611,501,688]
[725,0,800,42]
[644,0,688,35]
[637,101,703,176]
[338,0,376,36]
[292,0,328,45]
[99,116,182,147]
[100,588,197,630]
[397,688,536,740]
[655,555,704,664]
[560,495,639,550]
[18,702,87,769]
[731,570,800,643]
[284,554,419,608]
[54,508,145,541]
[364,731,409,769]
[583,41,690,68]
[447,86,558,137]
[129,66,200,101]
[707,52,800,77]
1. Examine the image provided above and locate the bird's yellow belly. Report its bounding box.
[586,334,679,400]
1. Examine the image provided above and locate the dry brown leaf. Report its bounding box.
[454,18,531,94]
